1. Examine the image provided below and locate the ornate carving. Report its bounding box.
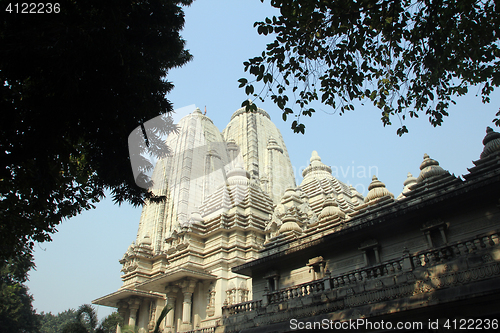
[148,300,156,331]
[206,284,216,317]
[406,272,416,282]
[226,288,236,306]
[483,253,493,263]
[414,281,432,295]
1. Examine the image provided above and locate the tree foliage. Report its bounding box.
[0,0,192,267]
[61,323,89,333]
[240,0,500,134]
[98,312,122,333]
[61,304,120,333]
[38,309,78,333]
[0,254,39,333]
[39,308,121,333]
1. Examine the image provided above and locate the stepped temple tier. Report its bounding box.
[93,107,500,333]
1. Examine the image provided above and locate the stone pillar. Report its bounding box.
[262,286,269,306]
[117,301,128,332]
[374,247,380,264]
[128,298,141,327]
[324,269,332,290]
[439,226,447,244]
[164,286,179,333]
[402,247,413,271]
[182,292,192,324]
[425,231,433,247]
[179,279,197,330]
[362,250,368,266]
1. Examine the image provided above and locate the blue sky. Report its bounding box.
[26,0,500,321]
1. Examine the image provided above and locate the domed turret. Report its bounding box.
[416,154,447,183]
[364,176,394,203]
[278,208,302,235]
[319,195,345,220]
[299,151,363,217]
[480,127,500,159]
[302,151,333,179]
[226,163,250,186]
[397,172,418,199]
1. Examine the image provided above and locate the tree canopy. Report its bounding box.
[0,254,39,333]
[240,0,500,134]
[38,307,121,333]
[38,309,78,333]
[61,304,107,333]
[0,0,192,266]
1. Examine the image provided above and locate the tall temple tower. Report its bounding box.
[93,106,296,332]
[223,106,295,203]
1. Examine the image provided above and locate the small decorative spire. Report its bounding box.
[364,176,394,203]
[310,150,321,164]
[226,163,250,186]
[403,172,417,187]
[302,151,332,178]
[319,195,345,220]
[416,154,447,183]
[480,127,500,159]
[267,136,283,152]
[278,207,302,234]
[397,172,417,199]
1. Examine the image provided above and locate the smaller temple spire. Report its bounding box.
[319,194,346,220]
[364,176,394,203]
[397,172,418,199]
[226,163,250,186]
[278,207,302,235]
[416,154,447,183]
[302,151,332,178]
[480,127,500,159]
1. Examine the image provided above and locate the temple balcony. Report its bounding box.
[221,230,500,332]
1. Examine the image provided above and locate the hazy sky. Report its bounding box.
[26,0,500,321]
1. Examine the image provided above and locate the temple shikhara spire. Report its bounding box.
[93,108,500,333]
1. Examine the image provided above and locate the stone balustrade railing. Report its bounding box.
[330,256,406,289]
[267,278,325,304]
[183,327,216,333]
[410,231,500,268]
[223,230,500,314]
[263,256,407,306]
[223,299,263,315]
